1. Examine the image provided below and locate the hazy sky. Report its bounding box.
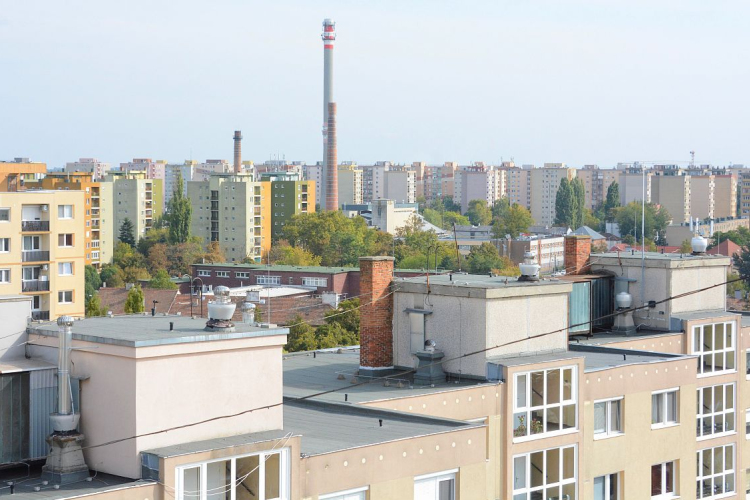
[1,1,748,169]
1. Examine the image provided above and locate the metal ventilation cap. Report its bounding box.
[57,316,74,327]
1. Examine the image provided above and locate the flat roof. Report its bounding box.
[192,262,439,275]
[0,468,144,500]
[144,399,479,458]
[573,330,683,346]
[26,315,288,348]
[397,273,571,290]
[672,310,737,321]
[592,251,730,267]
[283,350,495,405]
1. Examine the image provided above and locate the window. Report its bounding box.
[696,383,735,438]
[513,445,576,500]
[58,291,73,304]
[0,208,9,222]
[594,472,619,500]
[0,238,8,252]
[0,269,9,284]
[319,487,368,500]
[58,262,74,276]
[652,389,679,428]
[58,234,73,247]
[23,235,40,251]
[514,367,576,439]
[697,444,735,499]
[236,272,250,279]
[693,322,736,375]
[594,398,623,438]
[302,277,328,287]
[58,205,73,219]
[257,275,281,285]
[176,448,289,500]
[651,461,676,499]
[197,270,211,277]
[216,271,229,278]
[747,351,750,377]
[414,471,456,500]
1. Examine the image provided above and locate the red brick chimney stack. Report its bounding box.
[358,256,395,374]
[564,235,591,275]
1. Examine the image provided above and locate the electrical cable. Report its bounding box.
[60,273,742,457]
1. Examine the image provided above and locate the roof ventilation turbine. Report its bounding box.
[517,251,541,282]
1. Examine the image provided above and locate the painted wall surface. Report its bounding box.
[0,296,31,360]
[28,333,286,479]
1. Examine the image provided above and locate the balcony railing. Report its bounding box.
[22,280,50,292]
[31,310,50,321]
[22,220,49,232]
[22,251,50,262]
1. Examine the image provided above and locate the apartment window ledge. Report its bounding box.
[512,427,578,444]
[697,370,737,379]
[593,432,624,441]
[651,422,679,431]
[697,430,736,442]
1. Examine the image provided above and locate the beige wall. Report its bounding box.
[652,175,691,224]
[714,175,737,219]
[28,332,287,479]
[690,175,715,220]
[530,168,575,227]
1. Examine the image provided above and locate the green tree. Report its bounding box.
[285,315,318,352]
[680,239,693,254]
[124,285,145,313]
[149,269,177,289]
[570,178,585,228]
[119,218,136,247]
[615,202,671,244]
[146,243,169,275]
[442,211,470,229]
[137,227,169,257]
[466,242,503,274]
[734,247,750,279]
[493,203,534,238]
[269,240,322,266]
[324,298,360,341]
[99,264,124,288]
[712,227,750,249]
[202,241,225,264]
[85,293,108,317]
[465,199,492,226]
[422,208,443,228]
[166,174,192,244]
[85,265,101,290]
[604,182,621,221]
[554,178,576,227]
[582,209,601,231]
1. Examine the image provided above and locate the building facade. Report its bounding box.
[530,166,576,227]
[106,171,163,242]
[64,157,110,181]
[259,173,315,239]
[0,158,46,191]
[338,163,363,206]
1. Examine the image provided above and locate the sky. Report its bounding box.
[1,1,749,169]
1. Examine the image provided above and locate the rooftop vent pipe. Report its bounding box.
[517,251,540,282]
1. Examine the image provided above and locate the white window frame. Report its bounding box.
[58,234,74,247]
[652,388,679,429]
[697,383,735,440]
[513,366,577,441]
[693,322,736,376]
[197,270,211,277]
[175,448,290,500]
[58,262,74,276]
[414,469,457,500]
[594,472,620,500]
[58,204,73,219]
[512,445,577,500]
[58,290,73,304]
[301,277,328,287]
[0,208,9,222]
[0,269,10,284]
[594,397,624,439]
[0,238,8,252]
[236,272,250,279]
[257,275,281,285]
[697,444,735,499]
[216,271,230,278]
[319,486,368,500]
[651,461,677,499]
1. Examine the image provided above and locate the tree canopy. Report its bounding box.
[166,174,192,244]
[493,203,534,239]
[124,285,145,314]
[614,202,671,244]
[465,199,492,226]
[119,218,136,247]
[149,269,177,289]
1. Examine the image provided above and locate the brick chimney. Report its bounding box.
[564,235,591,275]
[359,256,395,375]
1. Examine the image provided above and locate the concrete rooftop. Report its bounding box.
[26,315,288,348]
[0,468,144,500]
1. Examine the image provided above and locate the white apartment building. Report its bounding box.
[64,158,110,181]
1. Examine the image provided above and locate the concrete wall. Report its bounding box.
[0,295,31,360]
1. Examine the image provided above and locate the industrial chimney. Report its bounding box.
[233,131,243,174]
[321,18,336,209]
[42,316,89,484]
[325,102,338,211]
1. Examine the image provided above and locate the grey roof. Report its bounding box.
[283,350,495,405]
[671,310,738,321]
[572,226,605,240]
[143,399,480,458]
[0,472,146,500]
[395,273,573,294]
[26,315,288,348]
[528,225,571,236]
[574,330,684,346]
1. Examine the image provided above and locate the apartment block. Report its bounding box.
[0,158,47,191]
[0,190,85,320]
[302,163,324,205]
[64,157,110,181]
[106,171,163,241]
[120,158,168,208]
[504,165,533,209]
[416,162,457,203]
[576,165,621,210]
[259,172,315,239]
[383,166,416,204]
[456,163,505,210]
[530,166,576,227]
[618,169,653,205]
[33,172,114,268]
[714,174,738,219]
[164,160,197,203]
[689,175,716,220]
[652,174,691,224]
[338,163,363,205]
[188,173,271,263]
[194,159,231,181]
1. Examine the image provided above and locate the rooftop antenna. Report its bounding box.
[690,150,695,168]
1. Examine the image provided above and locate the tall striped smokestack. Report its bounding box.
[325,102,338,211]
[233,130,242,174]
[321,18,336,209]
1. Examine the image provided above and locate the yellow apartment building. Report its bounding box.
[0,158,47,191]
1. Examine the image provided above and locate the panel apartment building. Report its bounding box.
[105,171,163,242]
[64,157,110,181]
[0,158,46,191]
[0,190,85,319]
[530,164,576,227]
[188,173,271,263]
[258,172,315,239]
